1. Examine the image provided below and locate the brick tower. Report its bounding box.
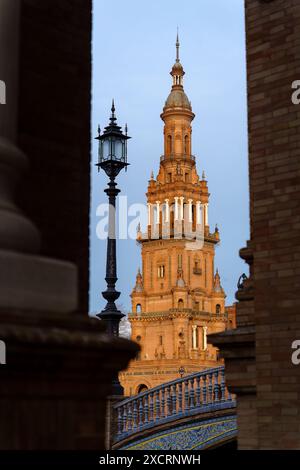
[120,36,235,396]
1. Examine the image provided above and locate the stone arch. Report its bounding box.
[135,381,151,394]
[136,303,142,313]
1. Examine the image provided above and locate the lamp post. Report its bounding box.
[96,100,130,395]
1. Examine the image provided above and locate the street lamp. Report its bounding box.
[96,100,130,395]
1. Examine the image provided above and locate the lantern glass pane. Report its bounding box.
[114,138,123,161]
[103,140,110,160]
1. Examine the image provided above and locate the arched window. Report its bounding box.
[167,135,172,154]
[135,335,142,360]
[137,384,148,394]
[184,135,189,154]
[216,304,221,314]
[178,299,184,309]
[136,303,142,313]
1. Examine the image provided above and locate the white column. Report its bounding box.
[188,199,193,223]
[204,203,209,226]
[180,196,184,220]
[156,201,160,224]
[203,326,208,350]
[196,201,201,224]
[192,325,197,349]
[147,203,151,225]
[174,197,179,220]
[165,199,169,223]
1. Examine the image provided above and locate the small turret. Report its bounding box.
[133,268,143,293]
[213,269,224,294]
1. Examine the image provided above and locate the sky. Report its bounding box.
[90,0,249,315]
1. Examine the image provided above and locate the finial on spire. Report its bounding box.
[202,170,206,180]
[176,28,180,63]
[110,99,116,123]
[97,124,101,136]
[151,170,154,180]
[125,123,128,135]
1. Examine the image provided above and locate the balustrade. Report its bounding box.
[113,366,235,443]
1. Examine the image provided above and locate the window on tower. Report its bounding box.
[167,135,172,154]
[136,304,142,313]
[157,265,165,278]
[193,259,202,275]
[216,304,221,314]
[184,135,189,155]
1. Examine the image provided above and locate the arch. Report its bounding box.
[216,304,221,314]
[136,303,142,313]
[178,298,184,309]
[175,133,181,154]
[167,135,172,154]
[136,384,148,394]
[184,134,189,155]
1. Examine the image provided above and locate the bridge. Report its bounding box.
[112,366,237,450]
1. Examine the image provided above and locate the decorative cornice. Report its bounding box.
[128,309,228,323]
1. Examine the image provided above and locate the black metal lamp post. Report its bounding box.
[96,100,130,395]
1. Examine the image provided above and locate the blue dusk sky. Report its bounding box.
[90,0,249,314]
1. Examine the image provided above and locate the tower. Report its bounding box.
[120,36,236,396]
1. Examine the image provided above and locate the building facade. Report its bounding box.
[120,37,236,396]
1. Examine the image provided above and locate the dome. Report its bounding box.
[171,61,184,75]
[164,89,192,110]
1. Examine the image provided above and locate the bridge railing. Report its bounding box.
[113,366,235,443]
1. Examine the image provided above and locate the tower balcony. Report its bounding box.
[128,309,228,321]
[160,154,196,162]
[137,223,219,245]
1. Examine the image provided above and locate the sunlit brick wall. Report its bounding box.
[246,0,300,449]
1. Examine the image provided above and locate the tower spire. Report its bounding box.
[176,29,180,63]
